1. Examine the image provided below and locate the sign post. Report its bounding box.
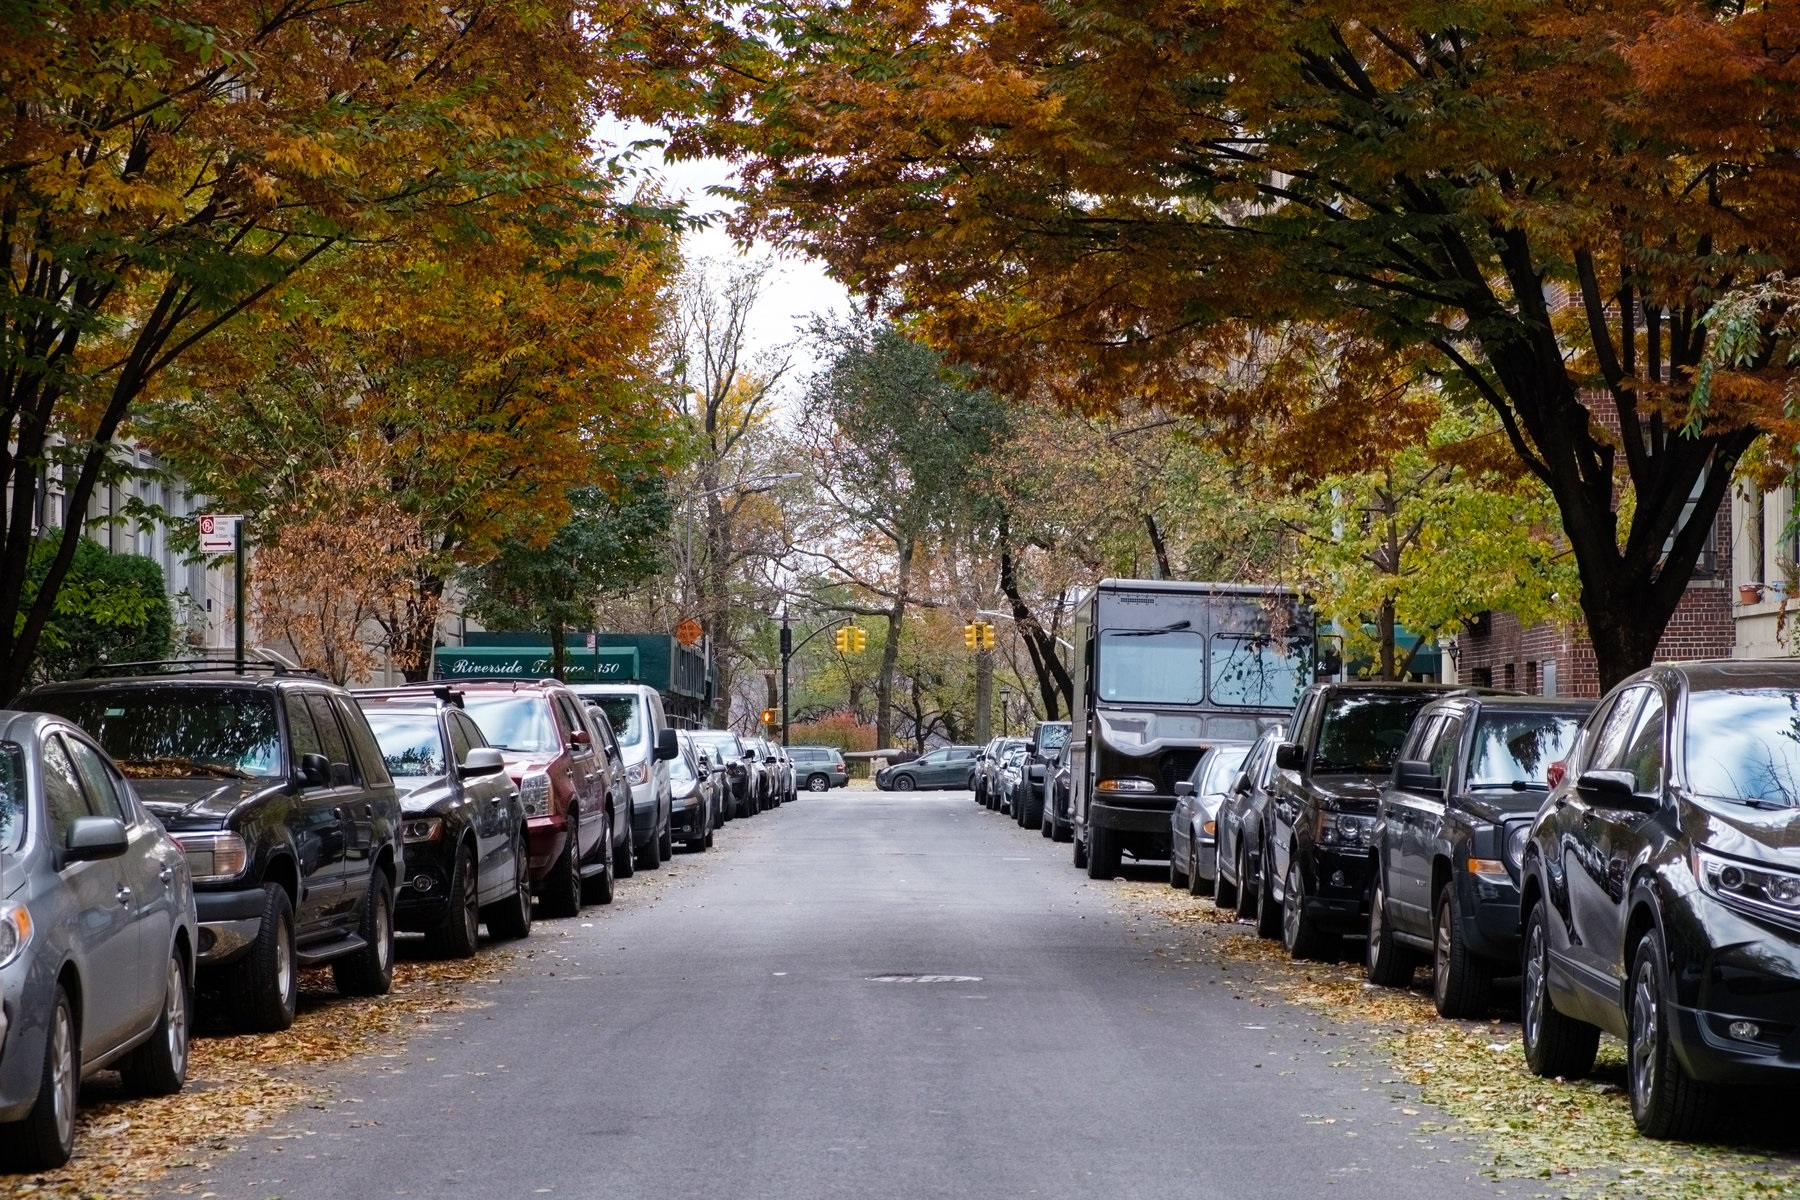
[198,514,245,672]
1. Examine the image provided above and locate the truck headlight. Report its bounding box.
[519,771,552,817]
[1315,811,1374,848]
[1695,848,1800,926]
[0,904,33,969]
[1096,778,1157,793]
[172,831,249,882]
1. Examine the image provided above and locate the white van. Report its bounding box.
[570,684,678,869]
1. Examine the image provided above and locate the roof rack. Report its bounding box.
[82,648,325,680]
[354,684,465,708]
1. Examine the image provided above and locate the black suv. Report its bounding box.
[1366,695,1589,1016]
[356,687,533,956]
[1521,661,1800,1139]
[1262,682,1468,960]
[1016,721,1069,831]
[26,661,402,1031]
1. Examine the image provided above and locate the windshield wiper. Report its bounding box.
[1731,796,1793,812]
[1114,620,1193,638]
[1469,781,1542,792]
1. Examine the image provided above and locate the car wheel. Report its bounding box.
[1086,823,1119,879]
[2,984,77,1170]
[1432,884,1493,1017]
[705,826,715,848]
[1052,811,1072,843]
[1254,845,1283,939]
[894,774,916,792]
[1365,872,1417,988]
[1188,830,1212,897]
[122,948,190,1097]
[1234,842,1259,919]
[483,831,533,940]
[1214,835,1239,909]
[637,825,663,871]
[540,810,584,918]
[231,882,298,1032]
[334,871,396,996]
[428,845,481,959]
[614,812,636,879]
[583,815,615,906]
[1040,809,1053,839]
[1169,836,1189,890]
[1627,926,1715,1138]
[659,822,674,860]
[1521,901,1599,1079]
[809,773,831,793]
[1282,853,1337,961]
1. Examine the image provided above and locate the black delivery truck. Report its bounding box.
[1068,580,1316,879]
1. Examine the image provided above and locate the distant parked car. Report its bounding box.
[1014,722,1069,830]
[789,745,849,792]
[973,737,1024,808]
[877,745,980,791]
[0,711,197,1170]
[1170,742,1251,894]
[746,737,782,809]
[690,738,734,823]
[689,731,755,817]
[670,734,717,852]
[25,662,402,1032]
[1365,694,1588,1016]
[1521,661,1800,1139]
[355,688,534,955]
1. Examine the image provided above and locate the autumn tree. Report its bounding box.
[610,0,1800,688]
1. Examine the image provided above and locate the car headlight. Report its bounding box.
[171,831,249,883]
[1315,811,1375,848]
[627,762,649,786]
[1503,821,1531,872]
[0,904,33,969]
[1096,778,1157,793]
[403,818,443,844]
[519,771,552,818]
[1695,848,1800,927]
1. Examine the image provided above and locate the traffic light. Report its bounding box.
[851,627,867,653]
[834,627,849,653]
[963,622,978,650]
[760,708,775,725]
[980,622,997,650]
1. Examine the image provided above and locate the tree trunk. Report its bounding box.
[875,537,914,748]
[1145,512,1172,580]
[549,625,566,680]
[998,514,1073,717]
[1377,596,1397,682]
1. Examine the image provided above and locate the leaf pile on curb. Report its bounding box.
[1109,880,1800,1199]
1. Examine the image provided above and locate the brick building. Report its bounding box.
[1446,495,1734,699]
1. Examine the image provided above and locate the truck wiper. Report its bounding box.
[1114,620,1193,637]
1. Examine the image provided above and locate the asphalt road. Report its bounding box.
[156,791,1503,1200]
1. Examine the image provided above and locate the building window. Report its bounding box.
[1525,661,1538,695]
[1503,662,1516,691]
[1543,660,1557,697]
[1472,667,1493,687]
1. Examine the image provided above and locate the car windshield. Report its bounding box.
[361,709,446,778]
[461,694,561,754]
[1467,712,1583,791]
[1685,689,1800,807]
[591,695,643,748]
[31,685,284,777]
[1038,726,1068,751]
[1098,630,1204,704]
[1314,693,1439,774]
[1201,745,1250,793]
[0,741,23,855]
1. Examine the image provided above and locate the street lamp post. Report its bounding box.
[999,685,1012,737]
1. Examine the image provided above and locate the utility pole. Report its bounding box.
[975,648,992,742]
[779,611,792,746]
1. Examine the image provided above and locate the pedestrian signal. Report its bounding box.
[760,708,775,725]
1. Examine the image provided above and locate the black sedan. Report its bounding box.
[356,690,532,955]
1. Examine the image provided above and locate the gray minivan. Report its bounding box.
[569,685,678,870]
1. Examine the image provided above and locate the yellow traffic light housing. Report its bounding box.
[963,623,978,650]
[834,627,849,653]
[851,627,867,653]
[981,622,997,650]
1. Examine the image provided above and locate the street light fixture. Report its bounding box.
[999,685,1012,738]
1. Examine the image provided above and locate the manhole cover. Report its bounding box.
[865,974,983,984]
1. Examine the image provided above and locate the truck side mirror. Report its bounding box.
[656,728,679,761]
[1393,759,1443,793]
[1274,742,1305,771]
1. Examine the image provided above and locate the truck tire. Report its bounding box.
[231,883,298,1032]
[1086,823,1120,879]
[1281,854,1335,961]
[334,871,396,996]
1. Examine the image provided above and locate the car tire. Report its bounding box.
[1234,842,1259,919]
[231,883,298,1032]
[1052,811,1072,843]
[1521,901,1600,1079]
[1366,873,1417,988]
[582,818,615,907]
[894,774,916,792]
[1169,838,1189,890]
[1255,847,1283,939]
[1086,823,1120,880]
[1628,926,1714,1139]
[659,823,673,860]
[2,984,77,1170]
[540,810,584,918]
[334,871,396,996]
[1188,832,1212,897]
[637,826,663,871]
[1040,810,1053,839]
[482,832,533,940]
[809,773,831,793]
[1214,836,1239,909]
[122,949,191,1097]
[705,827,715,848]
[1282,853,1337,961]
[1433,884,1493,1018]
[427,845,481,960]
[614,816,636,879]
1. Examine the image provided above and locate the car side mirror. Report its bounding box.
[1174,781,1196,798]
[743,749,757,760]
[460,747,506,777]
[1232,772,1252,794]
[1274,742,1306,771]
[65,815,128,862]
[697,764,710,779]
[569,728,591,747]
[656,728,679,761]
[1575,769,1658,811]
[299,752,330,787]
[1393,759,1443,793]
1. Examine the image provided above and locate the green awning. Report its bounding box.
[433,644,638,683]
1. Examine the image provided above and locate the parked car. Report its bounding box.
[789,744,849,792]
[746,737,781,809]
[1015,722,1069,830]
[570,684,678,871]
[770,741,797,804]
[973,737,1024,808]
[1262,683,1470,959]
[1213,724,1285,920]
[691,738,734,823]
[579,704,639,882]
[0,711,197,1170]
[450,680,621,915]
[356,688,534,955]
[1170,742,1252,894]
[1042,758,1073,842]
[995,745,1027,812]
[877,745,980,791]
[689,731,755,817]
[1520,661,1800,1139]
[669,734,717,852]
[1366,695,1588,1015]
[25,662,402,1032]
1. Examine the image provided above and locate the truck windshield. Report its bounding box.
[1098,630,1205,704]
[1210,634,1308,709]
[1039,725,1068,751]
[1314,693,1439,774]
[32,686,284,777]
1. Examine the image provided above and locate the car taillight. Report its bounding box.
[1546,760,1565,789]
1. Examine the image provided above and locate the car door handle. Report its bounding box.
[159,866,174,885]
[488,794,503,804]
[116,885,133,906]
